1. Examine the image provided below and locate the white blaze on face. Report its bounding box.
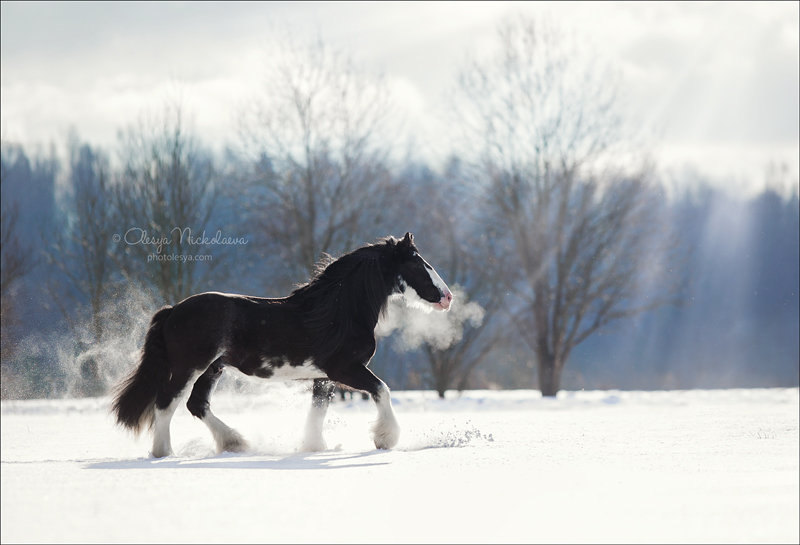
[419,253,453,311]
[401,252,453,312]
[426,265,449,298]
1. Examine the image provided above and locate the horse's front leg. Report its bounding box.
[329,365,400,450]
[303,379,335,451]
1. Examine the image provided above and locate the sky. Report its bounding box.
[1,1,798,195]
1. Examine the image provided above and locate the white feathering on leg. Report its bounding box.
[150,371,202,458]
[372,384,400,449]
[151,399,180,458]
[302,403,328,452]
[201,411,248,453]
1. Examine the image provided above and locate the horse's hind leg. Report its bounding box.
[152,369,201,458]
[302,379,335,451]
[186,361,247,453]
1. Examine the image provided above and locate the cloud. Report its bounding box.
[1,2,797,193]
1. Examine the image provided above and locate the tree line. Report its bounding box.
[2,17,798,399]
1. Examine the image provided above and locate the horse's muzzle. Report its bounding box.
[434,290,453,311]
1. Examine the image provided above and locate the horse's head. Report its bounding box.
[393,232,453,311]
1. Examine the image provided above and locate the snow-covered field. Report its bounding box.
[2,386,798,544]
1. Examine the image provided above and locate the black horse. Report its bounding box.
[112,233,453,457]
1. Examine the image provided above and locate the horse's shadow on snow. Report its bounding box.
[85,449,390,471]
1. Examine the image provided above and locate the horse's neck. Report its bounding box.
[363,295,390,331]
[347,286,390,332]
[291,280,390,331]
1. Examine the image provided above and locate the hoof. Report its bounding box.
[301,437,328,452]
[372,420,400,450]
[221,439,248,453]
[151,446,173,458]
[217,429,248,453]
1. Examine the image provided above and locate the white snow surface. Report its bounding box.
[2,386,798,544]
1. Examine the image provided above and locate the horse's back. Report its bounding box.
[162,291,306,373]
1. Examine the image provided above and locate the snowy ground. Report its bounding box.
[2,386,798,544]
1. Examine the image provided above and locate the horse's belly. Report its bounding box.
[256,358,328,381]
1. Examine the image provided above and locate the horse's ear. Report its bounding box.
[394,232,415,256]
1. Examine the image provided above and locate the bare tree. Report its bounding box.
[42,136,119,395]
[454,16,682,396]
[394,161,509,398]
[237,38,398,288]
[113,101,219,304]
[46,136,117,337]
[421,275,505,399]
[0,145,35,361]
[0,193,30,305]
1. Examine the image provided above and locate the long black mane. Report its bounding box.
[288,236,401,362]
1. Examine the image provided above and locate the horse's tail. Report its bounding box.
[111,306,173,435]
